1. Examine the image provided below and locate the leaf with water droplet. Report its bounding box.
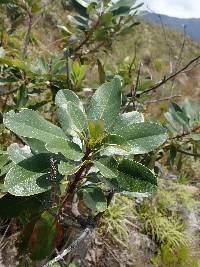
[3,109,66,143]
[58,161,81,175]
[112,122,167,154]
[4,153,61,196]
[88,78,122,131]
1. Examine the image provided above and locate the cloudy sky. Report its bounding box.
[138,0,200,18]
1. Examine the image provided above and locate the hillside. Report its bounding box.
[101,20,200,115]
[143,12,200,42]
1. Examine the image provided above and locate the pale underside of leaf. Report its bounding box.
[7,143,32,164]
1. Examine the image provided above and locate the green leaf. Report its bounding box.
[101,134,131,156]
[17,84,28,108]
[55,90,86,135]
[0,193,48,219]
[94,157,118,178]
[25,138,49,154]
[0,153,9,170]
[45,138,83,161]
[191,134,200,141]
[55,89,82,108]
[73,0,89,8]
[98,158,157,193]
[3,109,66,143]
[0,162,14,177]
[97,59,105,83]
[113,111,144,132]
[113,122,167,154]
[169,143,177,166]
[88,78,122,131]
[168,102,189,128]
[57,101,88,136]
[117,159,157,193]
[4,154,57,196]
[58,161,81,175]
[88,119,105,139]
[79,184,107,212]
[7,143,32,164]
[109,0,136,16]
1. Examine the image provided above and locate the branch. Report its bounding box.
[74,33,90,53]
[42,227,92,267]
[22,10,33,56]
[177,149,200,157]
[43,189,114,267]
[137,55,200,96]
[170,124,200,140]
[64,48,72,90]
[145,95,181,104]
[128,42,138,78]
[59,147,92,213]
[170,25,187,95]
[123,62,142,113]
[158,14,172,72]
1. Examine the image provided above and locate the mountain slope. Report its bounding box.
[142,13,200,42]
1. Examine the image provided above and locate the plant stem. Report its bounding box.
[22,11,33,57]
[64,48,72,90]
[137,55,200,97]
[60,147,92,210]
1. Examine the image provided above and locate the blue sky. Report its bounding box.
[138,0,200,18]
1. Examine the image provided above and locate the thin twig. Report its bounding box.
[50,157,59,206]
[64,48,72,90]
[170,124,200,140]
[145,95,181,104]
[74,34,90,53]
[0,220,12,246]
[123,62,142,113]
[170,25,187,95]
[135,62,142,92]
[174,25,187,71]
[22,10,33,56]
[158,14,172,72]
[177,149,200,157]
[128,42,138,78]
[137,55,200,96]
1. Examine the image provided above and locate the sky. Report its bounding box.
[138,0,200,18]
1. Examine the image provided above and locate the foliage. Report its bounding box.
[0,0,200,265]
[0,77,167,260]
[165,99,200,168]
